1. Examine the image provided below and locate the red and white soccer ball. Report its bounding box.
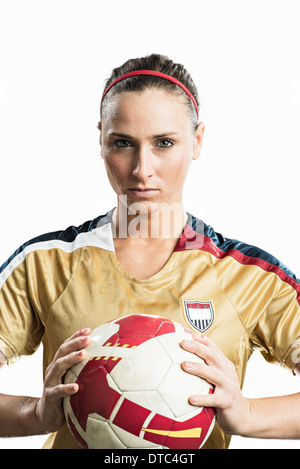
[63,314,215,449]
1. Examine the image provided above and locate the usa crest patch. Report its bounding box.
[183,300,214,333]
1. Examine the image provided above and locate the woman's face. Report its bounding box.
[100,88,204,214]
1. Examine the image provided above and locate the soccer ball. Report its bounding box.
[63,314,215,449]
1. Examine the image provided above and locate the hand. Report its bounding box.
[181,334,250,436]
[35,328,92,434]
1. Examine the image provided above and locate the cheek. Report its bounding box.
[103,154,129,187]
[103,151,122,173]
[161,152,191,184]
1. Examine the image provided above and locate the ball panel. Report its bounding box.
[85,418,126,449]
[122,390,174,419]
[158,363,212,418]
[111,314,174,339]
[70,362,122,431]
[142,410,213,449]
[64,368,77,385]
[109,421,163,449]
[155,324,200,364]
[110,339,172,391]
[111,396,152,437]
[67,413,89,449]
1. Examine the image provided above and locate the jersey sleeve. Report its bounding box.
[0,252,43,363]
[208,228,300,374]
[249,275,300,373]
[0,237,82,364]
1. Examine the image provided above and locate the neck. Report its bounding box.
[112,201,188,241]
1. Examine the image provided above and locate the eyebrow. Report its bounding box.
[108,131,179,139]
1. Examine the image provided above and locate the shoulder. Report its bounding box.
[205,223,298,283]
[0,209,115,284]
[178,213,300,298]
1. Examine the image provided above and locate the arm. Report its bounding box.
[181,334,300,440]
[0,328,91,437]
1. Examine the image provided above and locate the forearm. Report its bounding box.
[0,393,42,437]
[239,392,300,439]
[0,329,91,439]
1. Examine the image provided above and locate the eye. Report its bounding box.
[114,139,132,148]
[156,138,174,149]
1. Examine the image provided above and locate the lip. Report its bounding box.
[128,188,159,198]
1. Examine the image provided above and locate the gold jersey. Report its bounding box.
[0,209,300,449]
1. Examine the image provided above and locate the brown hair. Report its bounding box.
[100,53,200,129]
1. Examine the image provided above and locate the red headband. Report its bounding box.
[101,70,199,118]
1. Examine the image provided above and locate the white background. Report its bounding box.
[0,0,299,449]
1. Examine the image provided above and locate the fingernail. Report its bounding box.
[184,361,194,369]
[190,396,200,405]
[183,340,194,346]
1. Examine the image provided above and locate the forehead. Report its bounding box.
[101,88,192,134]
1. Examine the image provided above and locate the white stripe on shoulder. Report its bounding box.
[0,222,115,289]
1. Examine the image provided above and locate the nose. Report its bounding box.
[132,145,154,181]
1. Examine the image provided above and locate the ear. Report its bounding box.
[192,121,205,161]
[97,121,103,158]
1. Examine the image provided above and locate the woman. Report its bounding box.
[0,54,300,449]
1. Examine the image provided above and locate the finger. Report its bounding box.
[181,336,234,373]
[193,335,233,366]
[181,338,217,367]
[181,359,223,387]
[188,393,222,409]
[53,331,92,362]
[45,348,88,387]
[189,393,214,407]
[63,328,92,344]
[45,382,79,403]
